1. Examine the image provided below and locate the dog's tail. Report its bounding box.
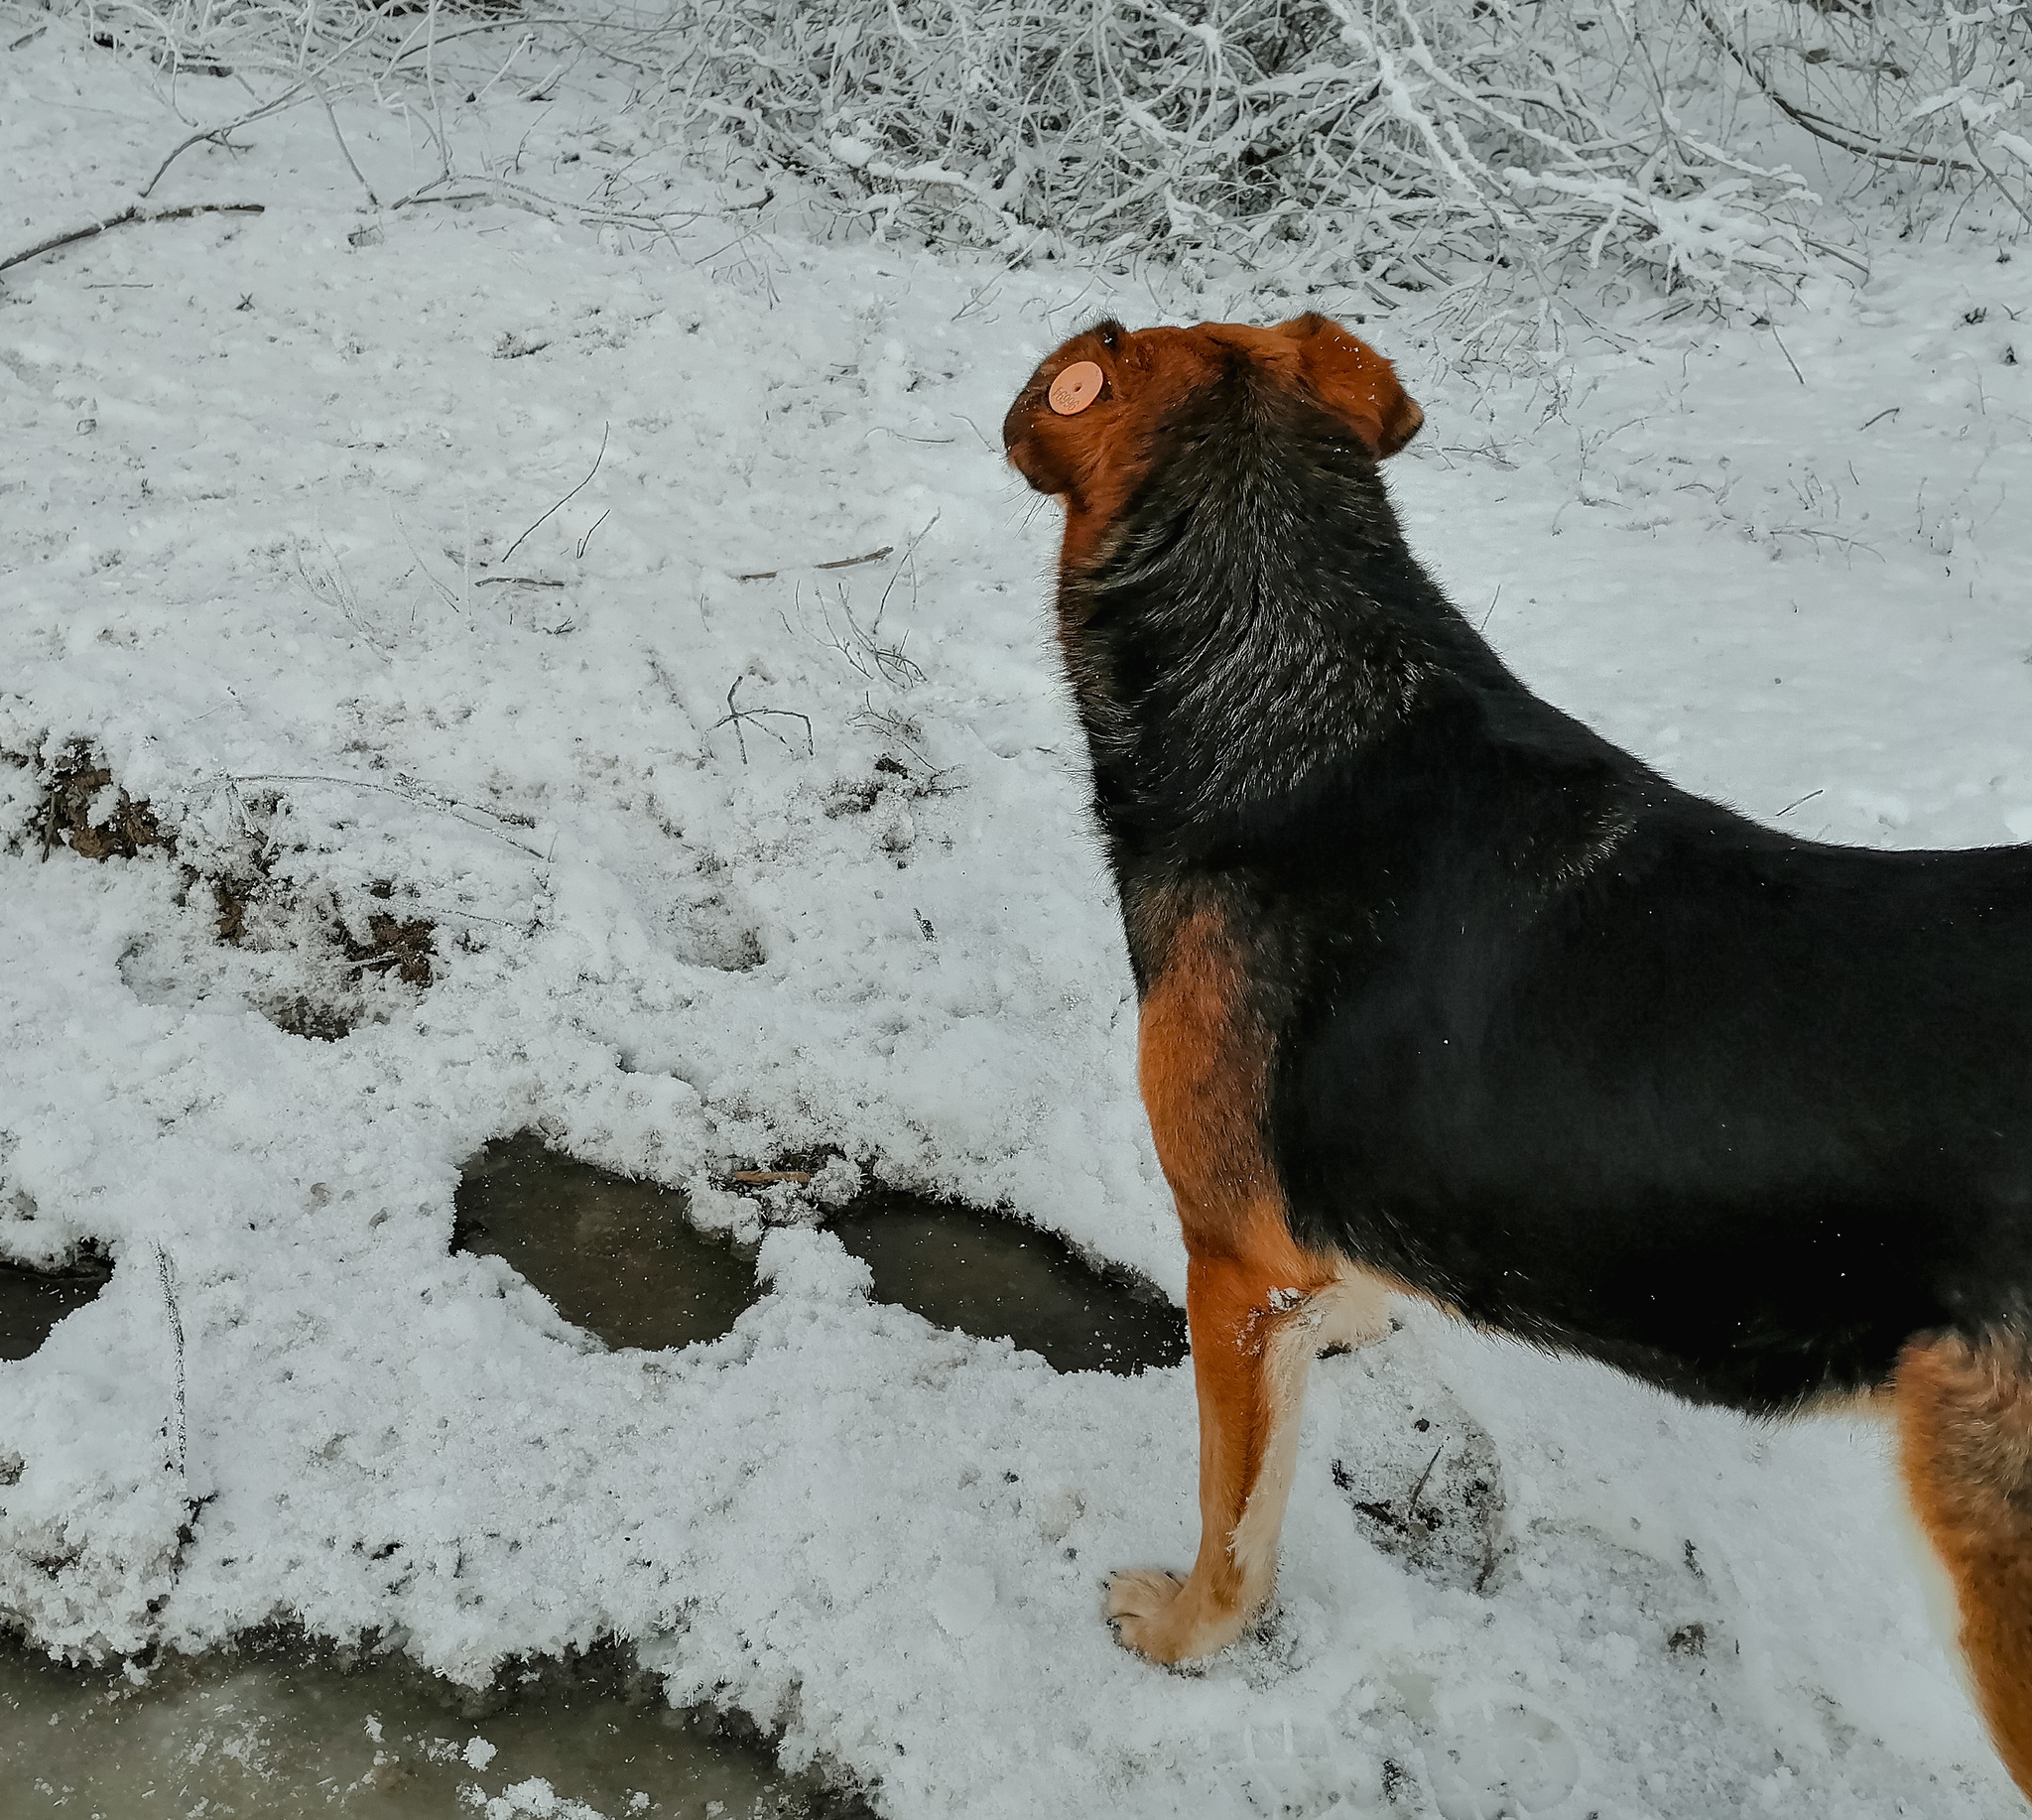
[1895,1331,2032,1798]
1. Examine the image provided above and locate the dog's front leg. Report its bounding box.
[1107,1235,1389,1664]
[1114,901,1390,1661]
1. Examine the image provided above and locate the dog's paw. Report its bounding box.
[1106,1567,1254,1665]
[1105,1568,1191,1661]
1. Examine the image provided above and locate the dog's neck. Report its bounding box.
[1054,380,1493,869]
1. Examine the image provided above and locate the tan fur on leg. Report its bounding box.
[1226,1298,1329,1589]
[1106,1251,1392,1662]
[1230,1269,1394,1585]
[1894,1333,2032,1801]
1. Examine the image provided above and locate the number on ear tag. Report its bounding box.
[1048,361,1105,416]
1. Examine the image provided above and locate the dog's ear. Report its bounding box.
[1278,314,1424,458]
[1004,323,1125,495]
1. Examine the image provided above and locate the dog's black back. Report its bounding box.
[1067,358,2032,1415]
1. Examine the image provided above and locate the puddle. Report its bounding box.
[456,1134,1185,1374]
[4,1150,1180,1811]
[827,1194,1185,1374]
[455,1135,757,1352]
[0,1252,112,1363]
[0,1633,862,1819]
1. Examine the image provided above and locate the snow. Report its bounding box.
[468,1775,607,1819]
[3,11,2031,1816]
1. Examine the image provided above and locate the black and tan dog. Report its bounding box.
[1004,315,2032,1797]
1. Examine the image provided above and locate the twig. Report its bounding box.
[293,534,392,654]
[389,173,770,236]
[1407,1440,1446,1518]
[1961,116,2032,234]
[316,82,380,208]
[730,1169,814,1186]
[1860,407,1901,431]
[1773,787,1824,820]
[138,0,420,198]
[815,585,927,690]
[473,576,565,587]
[876,513,941,626]
[1770,328,1806,388]
[849,703,957,798]
[142,96,300,198]
[222,771,547,855]
[1768,524,1880,558]
[153,1243,188,1482]
[738,543,896,583]
[711,677,814,765]
[816,545,895,572]
[500,424,607,567]
[0,203,264,279]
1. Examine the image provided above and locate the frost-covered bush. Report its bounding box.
[660,0,1810,301]
[657,0,2031,301]
[53,0,2032,304]
[1694,0,2032,221]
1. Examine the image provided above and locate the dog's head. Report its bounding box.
[1003,314,1423,570]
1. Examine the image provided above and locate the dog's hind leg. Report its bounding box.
[1106,1214,1391,1664]
[1894,1333,2032,1799]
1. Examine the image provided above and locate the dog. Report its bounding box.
[1003,313,2032,1799]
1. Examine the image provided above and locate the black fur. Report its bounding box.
[1066,352,2032,1417]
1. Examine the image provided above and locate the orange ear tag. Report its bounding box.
[1048,361,1105,416]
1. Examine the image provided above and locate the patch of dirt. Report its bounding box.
[341,901,436,989]
[825,751,956,820]
[17,741,441,1043]
[266,993,362,1043]
[36,748,171,861]
[1333,1409,1510,1594]
[206,855,438,1037]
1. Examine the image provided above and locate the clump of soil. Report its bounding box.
[204,892,439,1041]
[213,873,439,1039]
[341,904,437,989]
[37,749,170,861]
[267,994,362,1043]
[19,740,443,1043]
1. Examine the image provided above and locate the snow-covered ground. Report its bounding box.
[4,12,2032,1815]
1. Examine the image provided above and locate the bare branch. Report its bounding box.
[0,202,265,279]
[500,424,609,569]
